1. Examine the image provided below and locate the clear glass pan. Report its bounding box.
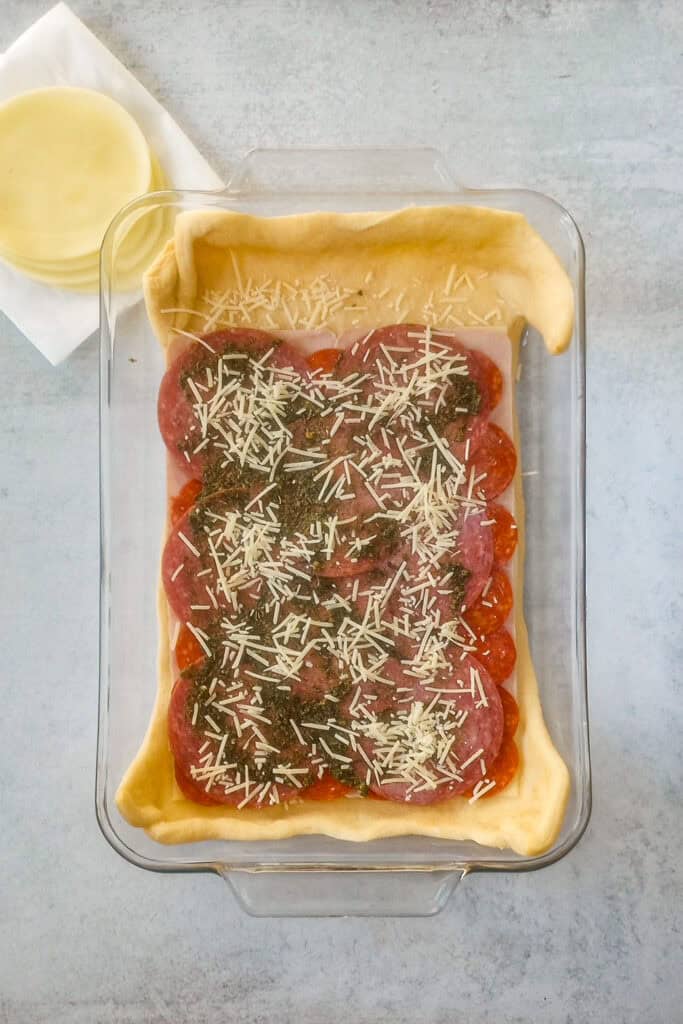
[97,148,589,916]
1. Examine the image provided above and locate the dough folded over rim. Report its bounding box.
[117,205,573,857]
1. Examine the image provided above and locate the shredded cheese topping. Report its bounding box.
[163,322,512,808]
[161,259,513,335]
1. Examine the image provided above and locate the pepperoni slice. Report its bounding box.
[471,628,517,684]
[308,348,342,374]
[170,478,202,525]
[342,654,504,804]
[158,328,310,474]
[467,350,503,414]
[484,735,519,795]
[499,686,520,737]
[464,567,513,636]
[487,503,518,563]
[168,675,311,807]
[303,774,355,800]
[175,624,206,671]
[463,733,519,801]
[162,498,266,627]
[466,423,517,500]
[168,676,236,807]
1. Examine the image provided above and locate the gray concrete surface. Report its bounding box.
[1,1,682,1022]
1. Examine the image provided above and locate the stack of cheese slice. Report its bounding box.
[0,86,169,292]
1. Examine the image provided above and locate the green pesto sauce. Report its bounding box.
[277,471,327,535]
[364,519,400,558]
[426,377,481,435]
[174,346,476,796]
[447,563,471,613]
[200,460,260,505]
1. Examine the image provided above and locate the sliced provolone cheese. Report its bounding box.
[0,87,152,263]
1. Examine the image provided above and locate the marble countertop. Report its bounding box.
[1,2,681,1022]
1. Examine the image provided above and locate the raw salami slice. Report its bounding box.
[338,656,405,720]
[325,503,494,662]
[336,324,502,426]
[157,322,520,809]
[341,653,503,804]
[168,676,310,807]
[284,424,404,577]
[313,504,396,578]
[289,651,339,701]
[161,497,271,626]
[158,328,310,474]
[457,509,496,607]
[315,544,379,578]
[326,567,392,623]
[286,412,353,462]
[335,324,482,426]
[380,507,493,616]
[442,411,488,464]
[431,331,503,415]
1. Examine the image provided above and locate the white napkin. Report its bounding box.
[0,2,224,364]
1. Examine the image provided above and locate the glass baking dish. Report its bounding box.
[97,147,589,916]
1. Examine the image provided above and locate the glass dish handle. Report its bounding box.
[222,868,467,918]
[224,147,456,194]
